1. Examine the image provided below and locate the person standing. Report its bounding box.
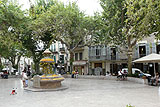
[117,69,122,80]
[71,70,75,78]
[156,72,159,86]
[75,69,79,78]
[22,68,28,87]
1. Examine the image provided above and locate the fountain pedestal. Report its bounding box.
[33,75,64,89]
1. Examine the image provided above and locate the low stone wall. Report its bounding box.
[63,74,148,85]
[63,74,117,80]
[127,77,148,84]
[8,75,22,78]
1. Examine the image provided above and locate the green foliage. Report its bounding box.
[19,0,56,73]
[128,73,139,78]
[0,0,55,73]
[126,104,135,107]
[0,0,26,31]
[0,0,28,68]
[99,0,160,74]
[32,1,95,72]
[33,1,95,49]
[99,0,156,46]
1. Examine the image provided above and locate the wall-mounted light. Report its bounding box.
[149,64,153,67]
[141,48,143,52]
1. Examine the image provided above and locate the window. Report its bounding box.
[60,55,64,63]
[79,53,83,60]
[75,53,78,61]
[135,70,140,74]
[50,45,53,51]
[139,45,146,57]
[111,48,116,60]
[156,44,160,54]
[54,45,56,51]
[96,49,101,56]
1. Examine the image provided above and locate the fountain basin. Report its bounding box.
[33,75,64,89]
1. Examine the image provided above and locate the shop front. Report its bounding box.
[73,61,88,75]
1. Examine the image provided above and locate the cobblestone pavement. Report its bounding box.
[0,78,160,107]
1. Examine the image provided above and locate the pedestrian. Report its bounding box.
[75,69,79,78]
[27,69,31,77]
[82,69,84,75]
[156,72,159,86]
[123,69,128,80]
[117,69,122,80]
[71,70,75,78]
[22,68,28,87]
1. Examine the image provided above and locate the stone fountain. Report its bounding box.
[32,49,65,90]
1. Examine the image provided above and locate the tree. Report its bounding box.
[100,0,159,74]
[0,0,27,69]
[145,0,160,37]
[33,1,96,72]
[0,35,26,69]
[16,0,56,73]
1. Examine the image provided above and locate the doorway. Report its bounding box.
[148,63,154,76]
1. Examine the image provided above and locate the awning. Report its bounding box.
[133,53,160,76]
[133,53,160,63]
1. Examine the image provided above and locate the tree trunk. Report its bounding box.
[34,61,40,73]
[0,55,1,64]
[127,48,133,75]
[69,51,74,73]
[127,35,133,75]
[15,56,21,69]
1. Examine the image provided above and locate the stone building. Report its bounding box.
[73,46,89,75]
[89,35,160,76]
[49,41,69,73]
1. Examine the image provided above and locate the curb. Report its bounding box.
[24,85,69,92]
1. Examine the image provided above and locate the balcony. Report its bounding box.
[60,47,65,53]
[89,54,122,61]
[111,55,116,60]
[89,55,108,61]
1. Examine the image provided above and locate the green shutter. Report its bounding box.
[152,43,156,53]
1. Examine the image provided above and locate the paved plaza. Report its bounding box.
[0,77,160,107]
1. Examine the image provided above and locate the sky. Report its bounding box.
[18,0,102,16]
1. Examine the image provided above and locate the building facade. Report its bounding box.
[49,41,70,73]
[89,35,160,76]
[73,46,89,75]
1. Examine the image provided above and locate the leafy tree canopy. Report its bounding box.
[99,0,160,74]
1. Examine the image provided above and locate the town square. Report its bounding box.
[0,0,160,107]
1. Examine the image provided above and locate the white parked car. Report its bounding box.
[120,68,151,77]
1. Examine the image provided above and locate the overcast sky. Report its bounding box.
[18,0,102,16]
